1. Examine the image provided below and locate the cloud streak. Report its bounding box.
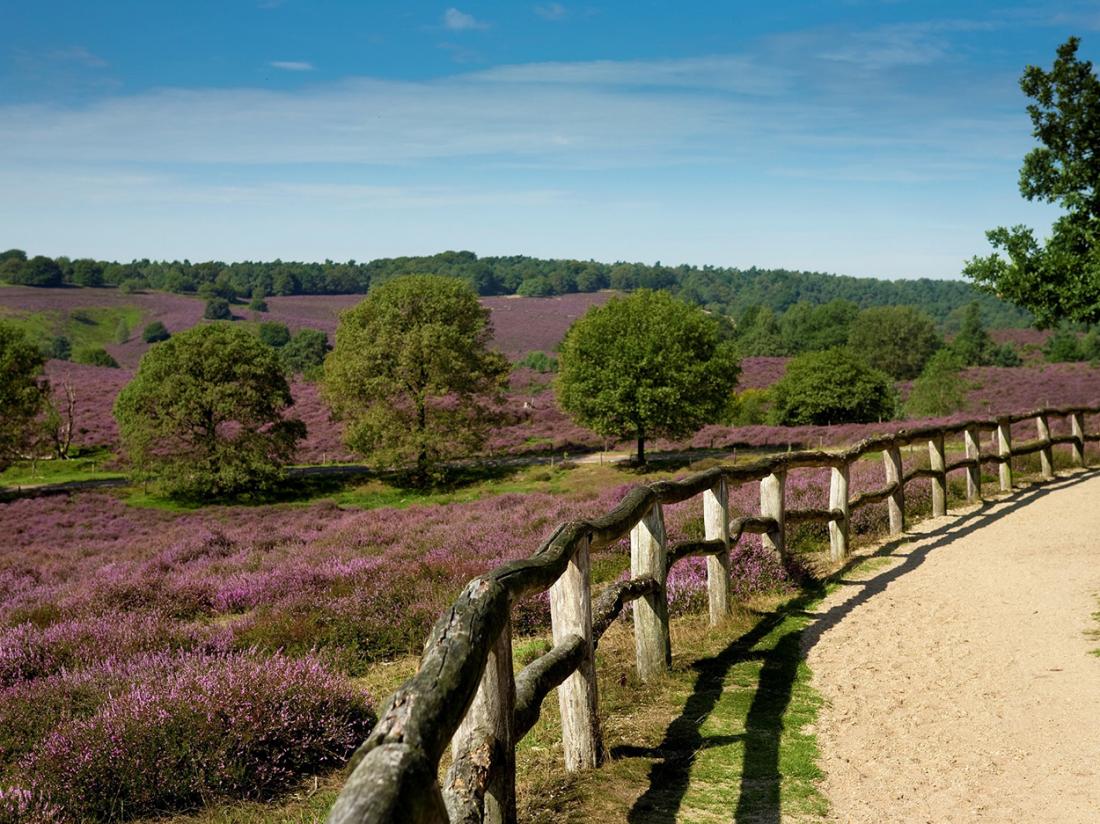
[269,60,315,71]
[443,8,489,31]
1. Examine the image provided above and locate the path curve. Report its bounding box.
[805,471,1100,823]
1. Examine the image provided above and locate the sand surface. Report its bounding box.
[805,471,1100,823]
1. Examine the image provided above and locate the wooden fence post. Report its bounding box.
[446,621,516,824]
[549,535,601,771]
[630,504,670,681]
[997,419,1013,491]
[702,479,730,625]
[929,433,947,516]
[1036,414,1054,480]
[883,443,905,535]
[828,463,850,562]
[759,470,786,560]
[1071,412,1086,467]
[964,427,981,502]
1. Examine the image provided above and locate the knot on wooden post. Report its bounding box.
[828,463,850,561]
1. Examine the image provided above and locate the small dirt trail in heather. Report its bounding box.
[804,470,1100,823]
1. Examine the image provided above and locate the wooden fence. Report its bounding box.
[327,404,1099,824]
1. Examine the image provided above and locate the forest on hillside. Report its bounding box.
[0,248,1031,330]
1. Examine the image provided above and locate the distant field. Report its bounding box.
[0,286,612,368]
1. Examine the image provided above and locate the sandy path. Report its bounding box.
[805,471,1100,823]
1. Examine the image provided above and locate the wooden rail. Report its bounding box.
[327,405,1099,824]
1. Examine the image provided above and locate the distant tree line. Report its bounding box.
[0,248,1032,328]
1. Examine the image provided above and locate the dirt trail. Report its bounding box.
[805,471,1100,823]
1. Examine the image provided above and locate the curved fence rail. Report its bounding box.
[328,404,1100,824]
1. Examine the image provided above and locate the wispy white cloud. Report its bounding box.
[269,60,315,71]
[443,8,489,31]
[534,3,567,21]
[49,47,108,68]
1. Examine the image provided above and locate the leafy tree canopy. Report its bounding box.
[0,323,47,471]
[323,275,509,486]
[904,349,969,418]
[113,324,305,498]
[257,321,291,349]
[949,302,997,366]
[282,328,330,377]
[965,37,1100,325]
[847,305,942,379]
[203,298,232,321]
[769,348,897,426]
[556,289,741,462]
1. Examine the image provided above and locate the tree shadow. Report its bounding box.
[623,470,1099,823]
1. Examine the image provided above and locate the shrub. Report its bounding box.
[118,278,146,295]
[990,342,1023,366]
[114,318,130,344]
[725,387,772,425]
[73,347,119,368]
[282,328,330,377]
[203,298,232,321]
[43,336,71,361]
[257,321,291,349]
[904,349,968,418]
[22,651,374,821]
[516,351,558,373]
[249,296,269,312]
[1044,328,1084,362]
[141,321,170,343]
[769,348,897,425]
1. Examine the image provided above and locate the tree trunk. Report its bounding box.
[636,428,646,465]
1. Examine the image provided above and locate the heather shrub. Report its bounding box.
[24,651,374,822]
[72,347,119,368]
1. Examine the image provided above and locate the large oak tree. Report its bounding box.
[556,289,740,463]
[322,275,509,486]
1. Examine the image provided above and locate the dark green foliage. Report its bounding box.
[847,306,941,379]
[281,328,330,376]
[323,275,509,485]
[70,259,104,287]
[73,347,119,368]
[965,38,1100,325]
[516,276,554,297]
[44,335,72,361]
[556,290,741,462]
[1044,328,1085,362]
[0,323,47,471]
[904,349,969,418]
[735,306,788,356]
[141,321,170,343]
[4,255,63,287]
[203,298,232,321]
[257,321,291,348]
[249,296,269,312]
[990,343,1023,367]
[516,351,558,373]
[770,349,897,426]
[1082,329,1100,362]
[950,302,997,365]
[114,324,306,498]
[779,299,859,354]
[1,249,1032,328]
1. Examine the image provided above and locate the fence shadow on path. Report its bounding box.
[624,468,1100,824]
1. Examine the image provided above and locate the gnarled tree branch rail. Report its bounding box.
[327,405,1099,824]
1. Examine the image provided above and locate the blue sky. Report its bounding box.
[3,1,1098,279]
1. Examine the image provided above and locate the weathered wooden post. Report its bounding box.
[1036,414,1054,480]
[1071,412,1086,467]
[702,478,730,625]
[759,470,786,559]
[964,427,981,502]
[997,419,1013,491]
[446,621,516,824]
[630,504,670,681]
[883,442,905,535]
[928,433,947,516]
[549,535,601,771]
[828,462,850,562]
